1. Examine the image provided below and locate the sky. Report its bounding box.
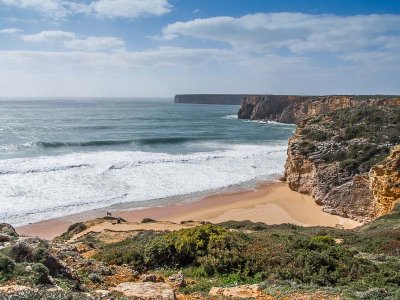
[0,0,400,97]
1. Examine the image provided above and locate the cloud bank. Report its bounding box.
[0,11,399,96]
[1,0,172,19]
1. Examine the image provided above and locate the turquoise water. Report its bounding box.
[0,98,295,225]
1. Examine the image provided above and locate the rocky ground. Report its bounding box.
[1,208,400,299]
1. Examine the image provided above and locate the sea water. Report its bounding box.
[0,98,296,225]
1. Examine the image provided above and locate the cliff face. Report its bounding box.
[238,95,400,124]
[370,146,400,217]
[175,94,258,105]
[284,106,400,222]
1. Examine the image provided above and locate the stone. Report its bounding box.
[140,273,164,283]
[168,271,185,287]
[112,282,176,299]
[94,289,111,297]
[209,284,263,298]
[0,285,36,294]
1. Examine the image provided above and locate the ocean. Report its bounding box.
[0,98,296,226]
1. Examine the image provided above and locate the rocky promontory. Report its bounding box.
[238,95,400,222]
[175,94,259,105]
[238,95,400,124]
[284,106,400,222]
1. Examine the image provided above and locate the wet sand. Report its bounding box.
[16,182,361,240]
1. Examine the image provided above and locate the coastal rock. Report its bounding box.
[112,282,176,299]
[174,94,250,105]
[209,284,263,298]
[370,146,400,216]
[238,95,400,124]
[283,106,400,221]
[0,223,19,239]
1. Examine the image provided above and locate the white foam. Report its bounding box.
[0,143,288,226]
[221,114,238,120]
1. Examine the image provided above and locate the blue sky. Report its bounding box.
[0,0,399,97]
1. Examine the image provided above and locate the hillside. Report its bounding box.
[1,208,399,299]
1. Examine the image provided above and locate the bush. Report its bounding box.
[0,254,15,275]
[32,263,51,285]
[10,242,33,263]
[298,141,317,157]
[96,225,246,274]
[33,246,64,275]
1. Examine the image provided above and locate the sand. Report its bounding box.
[16,182,361,240]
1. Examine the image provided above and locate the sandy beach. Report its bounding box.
[16,181,361,240]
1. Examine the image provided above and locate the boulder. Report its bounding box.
[0,285,36,294]
[113,282,176,299]
[209,284,263,298]
[168,271,185,288]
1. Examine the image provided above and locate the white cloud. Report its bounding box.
[88,0,172,18]
[21,30,76,42]
[0,27,23,34]
[160,13,400,53]
[20,30,124,51]
[64,36,125,51]
[1,0,68,18]
[1,0,172,19]
[0,44,399,97]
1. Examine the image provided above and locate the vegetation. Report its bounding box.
[298,106,400,174]
[94,207,400,299]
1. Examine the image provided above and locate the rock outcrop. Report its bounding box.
[112,282,176,299]
[283,106,400,222]
[209,284,264,298]
[238,95,400,124]
[370,146,400,216]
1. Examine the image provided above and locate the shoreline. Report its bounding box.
[16,181,361,240]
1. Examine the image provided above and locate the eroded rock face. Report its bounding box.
[283,106,400,222]
[112,282,176,300]
[238,95,400,124]
[370,146,400,216]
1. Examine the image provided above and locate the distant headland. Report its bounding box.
[174,94,260,105]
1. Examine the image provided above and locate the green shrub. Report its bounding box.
[10,242,33,263]
[32,263,51,285]
[311,236,336,245]
[0,254,15,276]
[298,141,317,157]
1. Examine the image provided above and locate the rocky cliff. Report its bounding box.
[370,146,400,217]
[238,95,400,124]
[175,94,259,105]
[284,106,400,222]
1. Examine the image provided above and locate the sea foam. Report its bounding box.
[0,143,287,226]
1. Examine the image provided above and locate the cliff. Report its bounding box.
[175,94,258,105]
[284,106,400,222]
[370,145,400,217]
[238,95,400,124]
